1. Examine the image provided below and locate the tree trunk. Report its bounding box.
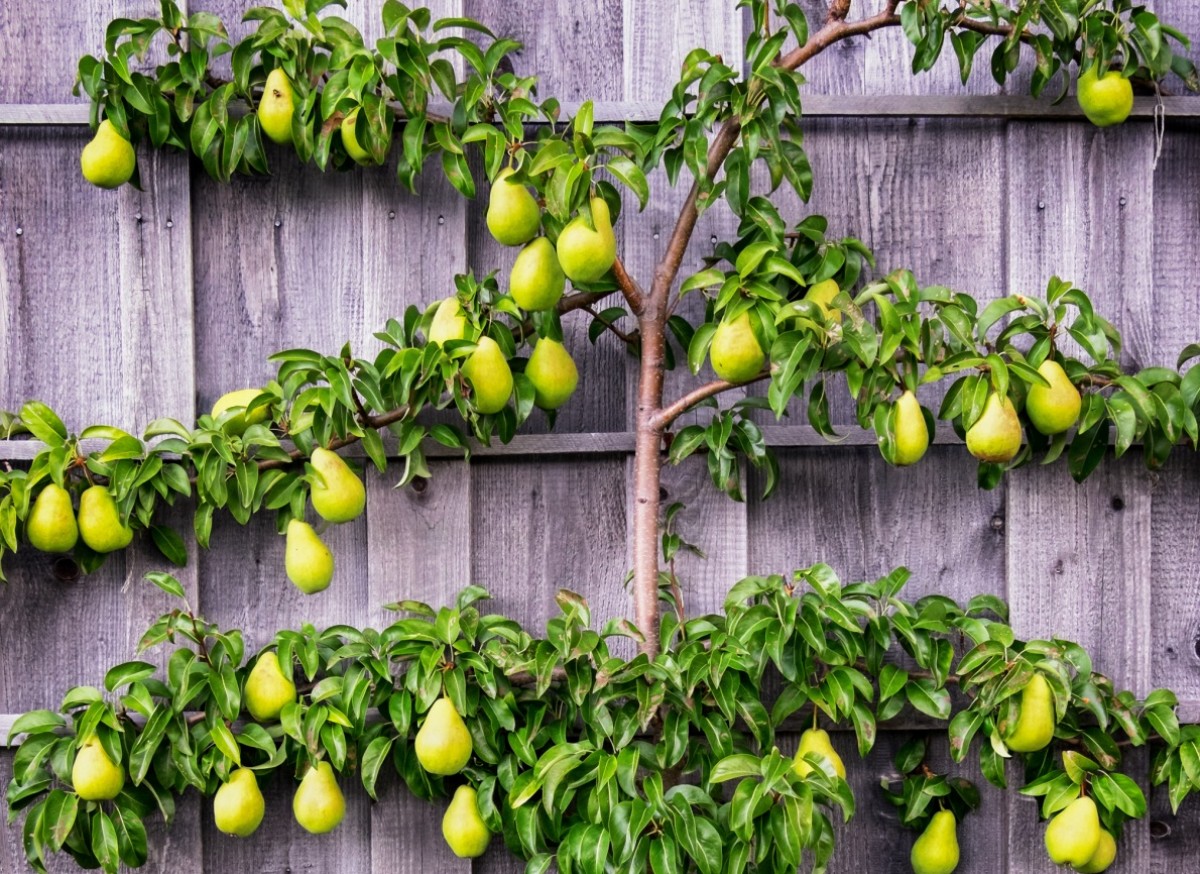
[631,297,667,657]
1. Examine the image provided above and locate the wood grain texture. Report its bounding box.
[1004,116,1159,873]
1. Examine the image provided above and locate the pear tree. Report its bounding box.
[4,1,1200,872]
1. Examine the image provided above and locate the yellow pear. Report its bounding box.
[257,68,295,145]
[965,393,1022,463]
[292,761,345,834]
[442,785,491,858]
[890,390,929,466]
[794,278,842,332]
[1075,829,1117,873]
[72,736,124,801]
[1026,360,1081,435]
[462,337,513,415]
[486,168,541,246]
[80,120,136,189]
[911,809,960,874]
[211,388,271,435]
[428,298,468,347]
[309,448,365,523]
[415,698,473,776]
[1005,672,1056,753]
[244,650,297,722]
[710,313,766,383]
[77,485,133,553]
[213,768,266,837]
[510,237,566,311]
[556,196,617,284]
[340,109,375,165]
[1076,66,1134,128]
[525,338,579,410]
[1045,796,1101,867]
[285,520,334,594]
[26,483,78,553]
[791,728,845,780]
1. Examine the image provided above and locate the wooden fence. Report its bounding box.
[1,0,1198,871]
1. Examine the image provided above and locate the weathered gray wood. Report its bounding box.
[1003,115,1160,873]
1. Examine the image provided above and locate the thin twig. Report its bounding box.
[583,306,639,345]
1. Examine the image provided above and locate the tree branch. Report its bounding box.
[583,306,638,345]
[612,253,646,315]
[650,371,770,431]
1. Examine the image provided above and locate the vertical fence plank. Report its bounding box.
[0,0,201,864]
[1004,118,1158,873]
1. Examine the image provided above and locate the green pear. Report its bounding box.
[340,109,375,165]
[285,520,334,594]
[710,313,766,383]
[244,650,296,722]
[415,697,473,776]
[258,68,295,145]
[309,448,366,523]
[80,120,136,189]
[462,337,513,415]
[556,196,617,284]
[486,168,541,246]
[212,388,271,435]
[26,483,78,553]
[526,338,579,410]
[213,768,266,837]
[911,809,960,874]
[1076,66,1134,128]
[510,237,566,311]
[1004,672,1056,753]
[442,785,491,858]
[791,728,846,780]
[1075,828,1117,873]
[891,390,930,466]
[428,297,469,347]
[1026,359,1081,435]
[72,736,124,801]
[292,761,345,835]
[794,278,842,332]
[1045,796,1101,867]
[77,485,133,553]
[965,393,1022,463]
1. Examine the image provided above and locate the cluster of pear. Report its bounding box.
[964,358,1082,463]
[198,652,490,857]
[210,390,366,596]
[257,68,380,167]
[25,482,133,556]
[425,168,619,415]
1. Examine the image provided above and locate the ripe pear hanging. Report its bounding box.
[556,196,617,283]
[292,761,345,834]
[442,785,491,858]
[257,68,295,145]
[213,768,266,837]
[77,485,133,553]
[309,447,366,523]
[526,339,579,410]
[244,650,297,722]
[285,520,334,594]
[80,120,136,189]
[428,297,468,346]
[486,168,541,246]
[71,736,124,801]
[415,698,473,775]
[910,809,960,874]
[462,337,513,415]
[26,483,78,553]
[709,313,766,384]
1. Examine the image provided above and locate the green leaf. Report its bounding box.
[20,402,68,446]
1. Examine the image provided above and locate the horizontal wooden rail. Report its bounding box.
[0,427,936,463]
[3,700,1197,747]
[2,95,1198,127]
